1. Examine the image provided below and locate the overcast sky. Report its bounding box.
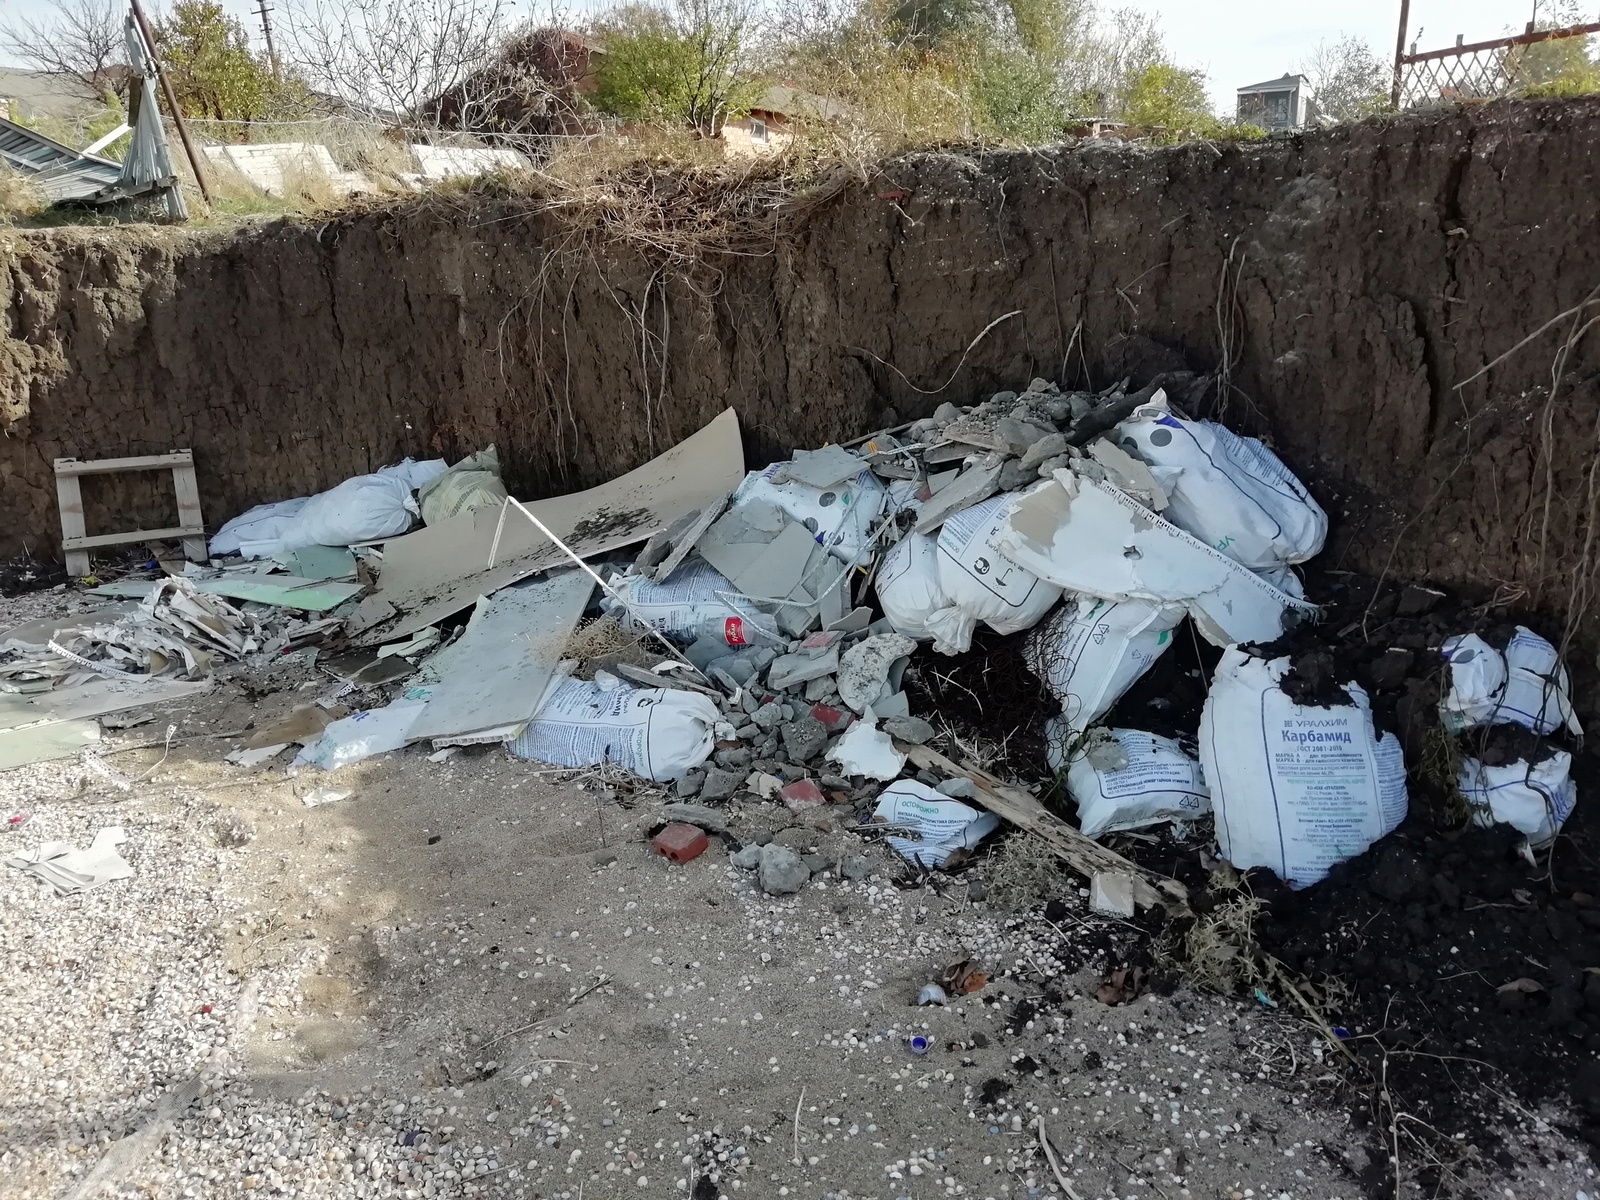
[0,0,1552,112]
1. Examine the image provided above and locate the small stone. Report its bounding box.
[994,417,1056,456]
[1035,453,1072,479]
[714,746,754,770]
[840,856,873,881]
[751,702,784,730]
[780,714,828,762]
[758,845,809,895]
[593,850,618,867]
[699,768,742,801]
[931,402,962,426]
[674,771,705,798]
[804,853,835,877]
[1395,583,1446,616]
[935,778,977,799]
[967,878,987,901]
[730,844,762,870]
[804,675,835,702]
[881,715,934,745]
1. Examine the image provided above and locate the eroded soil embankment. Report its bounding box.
[4,99,1600,690]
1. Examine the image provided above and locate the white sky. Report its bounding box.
[0,0,1553,112]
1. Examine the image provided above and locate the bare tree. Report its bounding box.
[281,0,516,123]
[1300,34,1388,122]
[0,0,126,95]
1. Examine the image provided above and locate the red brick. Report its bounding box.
[652,822,708,864]
[810,703,852,734]
[780,779,825,811]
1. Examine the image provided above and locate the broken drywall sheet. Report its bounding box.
[0,718,101,771]
[772,445,864,489]
[355,408,745,645]
[635,493,731,583]
[92,575,363,612]
[407,569,595,743]
[998,472,1316,647]
[0,678,210,734]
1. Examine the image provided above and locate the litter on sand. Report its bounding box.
[5,826,134,895]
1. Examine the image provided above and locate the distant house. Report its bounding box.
[0,69,106,125]
[1236,73,1311,131]
[721,84,844,157]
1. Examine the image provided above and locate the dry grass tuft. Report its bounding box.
[562,616,658,678]
[986,831,1072,912]
[0,165,44,222]
[1170,866,1263,994]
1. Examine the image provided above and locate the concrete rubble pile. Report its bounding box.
[6,372,1585,901]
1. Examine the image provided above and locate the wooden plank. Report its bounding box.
[62,525,206,551]
[170,462,206,562]
[53,450,194,477]
[54,471,89,577]
[901,742,1190,912]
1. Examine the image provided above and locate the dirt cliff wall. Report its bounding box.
[4,99,1600,676]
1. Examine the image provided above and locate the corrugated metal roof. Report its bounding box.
[0,116,121,203]
[1236,73,1306,94]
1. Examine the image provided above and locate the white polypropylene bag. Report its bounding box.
[1024,596,1183,734]
[732,464,887,564]
[1200,648,1408,888]
[209,496,310,559]
[280,472,420,550]
[1051,727,1211,838]
[295,687,437,770]
[875,533,947,640]
[997,473,1316,648]
[1115,393,1327,568]
[924,492,1062,654]
[1459,751,1576,844]
[418,446,507,526]
[602,560,776,647]
[871,779,1001,868]
[1440,626,1582,737]
[508,675,718,781]
[381,457,449,491]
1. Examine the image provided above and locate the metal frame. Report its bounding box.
[1393,2,1600,108]
[54,450,206,578]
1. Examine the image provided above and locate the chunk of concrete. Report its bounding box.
[840,855,874,881]
[936,777,978,800]
[772,445,863,489]
[674,770,705,798]
[913,461,1003,534]
[837,633,918,714]
[1020,432,1068,470]
[780,713,828,762]
[658,803,731,834]
[731,843,762,870]
[768,647,839,691]
[699,767,742,801]
[994,417,1057,456]
[759,844,809,895]
[882,715,934,745]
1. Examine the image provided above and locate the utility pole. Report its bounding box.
[1390,0,1412,109]
[254,0,281,80]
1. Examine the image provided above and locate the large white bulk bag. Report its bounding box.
[1048,725,1211,839]
[1024,596,1183,734]
[732,464,887,564]
[923,492,1062,654]
[508,674,719,781]
[209,496,310,559]
[1199,647,1408,888]
[280,472,420,550]
[1459,751,1576,845]
[874,533,947,640]
[1115,393,1327,568]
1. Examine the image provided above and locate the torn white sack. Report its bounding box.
[1199,648,1408,889]
[924,491,1063,655]
[1458,751,1576,845]
[1439,626,1582,737]
[997,472,1316,647]
[507,675,719,781]
[1024,596,1183,736]
[294,687,437,770]
[208,496,309,559]
[278,460,445,551]
[601,560,777,647]
[870,779,1001,869]
[1050,726,1210,839]
[1114,393,1327,568]
[731,463,887,563]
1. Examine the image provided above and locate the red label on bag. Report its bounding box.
[725,617,747,646]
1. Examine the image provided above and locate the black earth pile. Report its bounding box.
[911,564,1600,1175]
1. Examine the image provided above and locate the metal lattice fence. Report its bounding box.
[1397,22,1600,108]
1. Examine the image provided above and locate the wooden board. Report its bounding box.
[53,450,195,476]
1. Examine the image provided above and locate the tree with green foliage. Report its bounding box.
[155,0,290,120]
[1504,0,1600,97]
[1301,34,1388,122]
[591,0,763,135]
[1115,62,1214,138]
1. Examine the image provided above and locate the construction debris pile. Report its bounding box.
[2,372,1585,904]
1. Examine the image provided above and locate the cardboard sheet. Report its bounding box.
[407,570,595,742]
[356,409,744,645]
